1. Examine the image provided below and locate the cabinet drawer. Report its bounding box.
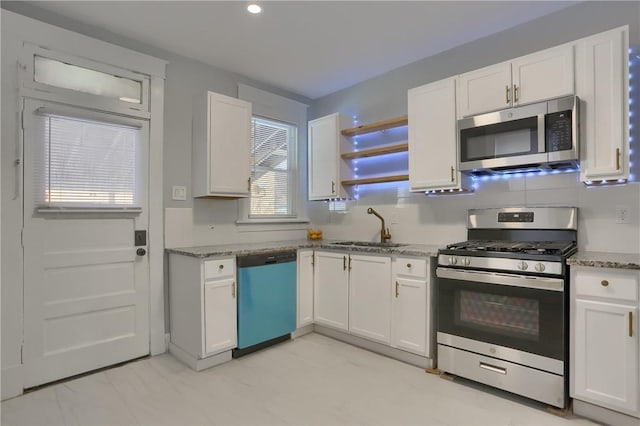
[574,267,638,302]
[204,258,235,280]
[395,257,428,279]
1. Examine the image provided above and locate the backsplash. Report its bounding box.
[307,173,640,253]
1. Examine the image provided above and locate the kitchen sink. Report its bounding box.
[331,241,408,248]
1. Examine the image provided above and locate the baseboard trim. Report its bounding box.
[314,325,433,369]
[1,364,23,401]
[292,324,314,338]
[168,342,231,371]
[573,399,639,425]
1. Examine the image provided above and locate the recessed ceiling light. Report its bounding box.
[247,3,262,14]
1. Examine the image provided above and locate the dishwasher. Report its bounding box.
[233,251,297,358]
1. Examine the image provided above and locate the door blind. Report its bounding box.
[36,114,141,209]
[250,117,296,217]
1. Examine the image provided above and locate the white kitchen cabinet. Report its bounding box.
[349,254,392,344]
[391,257,430,356]
[203,277,237,355]
[313,251,349,331]
[457,44,574,117]
[193,91,252,198]
[571,266,640,418]
[576,26,630,183]
[169,254,237,370]
[408,77,471,192]
[297,250,314,328]
[308,113,350,200]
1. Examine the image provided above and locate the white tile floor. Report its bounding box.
[2,333,597,426]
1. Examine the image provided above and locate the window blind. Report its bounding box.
[37,114,141,209]
[249,117,296,217]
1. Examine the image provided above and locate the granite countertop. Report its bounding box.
[566,251,640,270]
[166,239,442,259]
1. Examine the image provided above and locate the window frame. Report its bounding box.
[21,43,150,117]
[248,115,298,220]
[237,84,309,226]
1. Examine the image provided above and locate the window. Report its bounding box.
[36,112,142,209]
[249,117,297,218]
[34,56,142,104]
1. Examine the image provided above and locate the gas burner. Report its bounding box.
[445,240,576,257]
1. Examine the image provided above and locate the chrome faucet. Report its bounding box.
[367,207,392,243]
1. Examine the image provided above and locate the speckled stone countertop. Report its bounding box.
[566,251,640,270]
[166,239,442,259]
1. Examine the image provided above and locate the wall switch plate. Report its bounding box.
[172,185,187,201]
[616,205,630,224]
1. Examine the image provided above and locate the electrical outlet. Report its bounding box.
[616,205,630,224]
[172,185,187,201]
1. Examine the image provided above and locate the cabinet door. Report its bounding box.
[573,299,638,414]
[349,255,392,344]
[391,277,428,356]
[203,278,237,356]
[512,44,574,106]
[408,77,460,191]
[576,27,629,182]
[297,250,314,327]
[457,62,511,117]
[208,93,252,196]
[313,251,349,331]
[308,114,347,200]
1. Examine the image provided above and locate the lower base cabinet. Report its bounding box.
[571,266,640,418]
[313,250,432,358]
[169,254,237,368]
[391,257,430,356]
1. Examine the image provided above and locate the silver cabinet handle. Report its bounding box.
[505,85,510,104]
[630,311,634,337]
[395,281,399,298]
[332,181,336,194]
[343,256,346,271]
[232,282,236,298]
[513,84,519,103]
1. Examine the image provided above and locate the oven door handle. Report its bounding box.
[436,267,564,291]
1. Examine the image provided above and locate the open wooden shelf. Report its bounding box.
[341,116,408,137]
[341,174,409,186]
[341,143,408,160]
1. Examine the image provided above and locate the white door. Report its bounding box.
[22,99,150,388]
[313,251,349,331]
[308,114,339,200]
[576,27,629,181]
[408,77,459,191]
[349,255,391,344]
[573,299,638,413]
[512,44,574,106]
[203,278,237,356]
[297,250,314,327]
[391,277,427,355]
[456,62,512,117]
[208,93,252,196]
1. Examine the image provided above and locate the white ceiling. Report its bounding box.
[22,1,577,99]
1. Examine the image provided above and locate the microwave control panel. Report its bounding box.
[546,110,572,152]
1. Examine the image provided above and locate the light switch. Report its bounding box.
[172,186,187,201]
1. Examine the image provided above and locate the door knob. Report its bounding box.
[136,248,147,256]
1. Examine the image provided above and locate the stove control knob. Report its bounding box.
[535,263,546,272]
[462,257,471,266]
[517,261,529,271]
[448,256,458,265]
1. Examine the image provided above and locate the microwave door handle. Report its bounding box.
[537,114,546,154]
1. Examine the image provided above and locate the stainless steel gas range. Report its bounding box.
[436,207,577,409]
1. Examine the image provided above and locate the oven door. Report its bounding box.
[436,268,566,362]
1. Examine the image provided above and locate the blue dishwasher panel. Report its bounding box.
[237,261,297,349]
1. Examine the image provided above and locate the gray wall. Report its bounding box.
[306,1,640,254]
[311,1,639,123]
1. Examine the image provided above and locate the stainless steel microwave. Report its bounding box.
[458,95,579,175]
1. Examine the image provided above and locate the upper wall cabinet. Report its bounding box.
[457,44,574,118]
[193,92,252,198]
[576,26,630,183]
[408,77,471,192]
[308,113,350,200]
